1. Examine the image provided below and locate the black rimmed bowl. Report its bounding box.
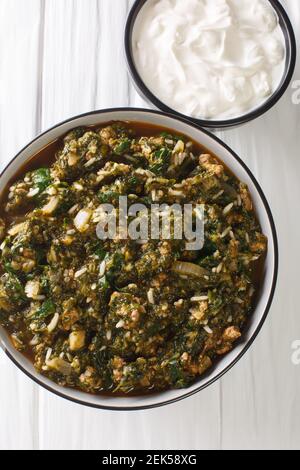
[125,0,296,129]
[0,108,278,410]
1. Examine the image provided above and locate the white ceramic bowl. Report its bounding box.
[125,0,296,130]
[0,108,278,410]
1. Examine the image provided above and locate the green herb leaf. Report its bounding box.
[98,190,120,204]
[6,272,27,302]
[149,148,171,175]
[114,139,131,155]
[33,299,56,320]
[160,132,185,142]
[95,246,106,261]
[32,168,51,194]
[4,262,16,275]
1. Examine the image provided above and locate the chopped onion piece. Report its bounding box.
[172,261,209,279]
[47,313,60,333]
[25,280,40,299]
[8,222,26,236]
[74,209,92,232]
[42,197,59,215]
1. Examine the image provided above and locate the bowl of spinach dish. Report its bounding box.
[0,108,278,410]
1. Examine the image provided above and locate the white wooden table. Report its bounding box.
[0,0,299,450]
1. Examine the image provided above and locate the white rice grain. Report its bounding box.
[47,313,60,333]
[216,262,223,274]
[99,260,106,278]
[136,239,148,245]
[204,325,213,335]
[45,348,52,362]
[27,187,40,198]
[68,204,79,215]
[34,295,46,301]
[29,335,39,346]
[135,168,155,178]
[75,267,87,279]
[212,190,224,200]
[147,288,155,305]
[223,202,234,215]
[178,152,187,165]
[191,296,209,302]
[73,183,83,191]
[84,157,96,167]
[220,227,231,238]
[169,189,184,197]
[106,330,112,340]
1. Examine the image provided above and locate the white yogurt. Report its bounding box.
[132,0,286,120]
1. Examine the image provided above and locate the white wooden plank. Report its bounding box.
[37,384,221,450]
[0,0,44,450]
[0,0,299,450]
[0,0,44,167]
[41,0,99,128]
[38,0,221,450]
[217,0,300,450]
[38,0,103,449]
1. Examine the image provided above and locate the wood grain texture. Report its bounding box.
[0,0,299,450]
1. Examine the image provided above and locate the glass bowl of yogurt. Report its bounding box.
[125,0,296,129]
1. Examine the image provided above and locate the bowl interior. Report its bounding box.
[0,109,278,410]
[125,0,296,129]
